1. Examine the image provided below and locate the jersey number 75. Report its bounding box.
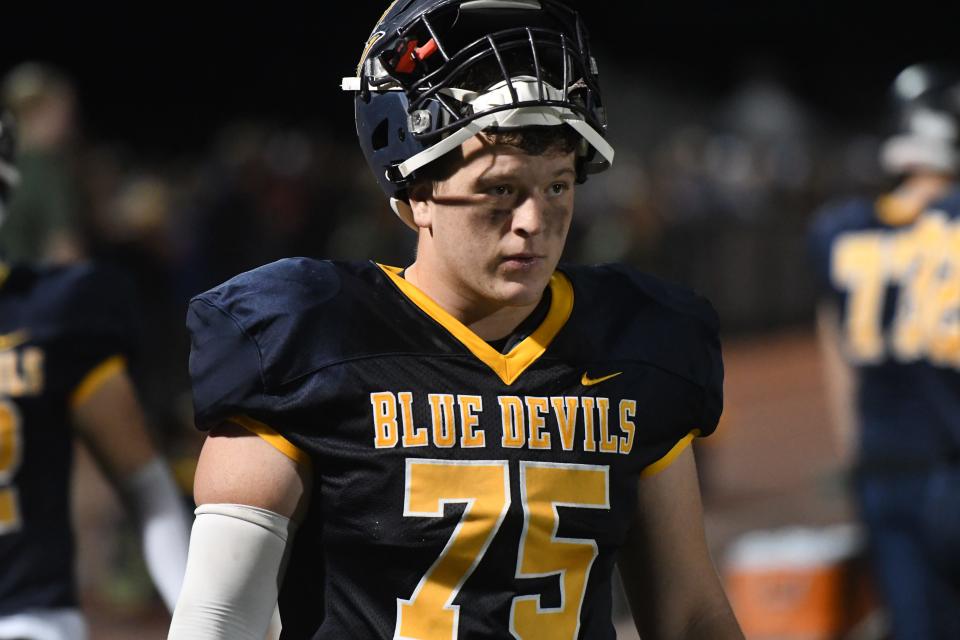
[395,459,610,640]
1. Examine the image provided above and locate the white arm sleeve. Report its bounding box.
[122,457,193,612]
[167,504,295,640]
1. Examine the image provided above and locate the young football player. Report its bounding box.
[0,110,192,640]
[810,62,960,638]
[169,2,743,638]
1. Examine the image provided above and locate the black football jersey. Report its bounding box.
[0,263,134,615]
[187,259,723,640]
[809,194,960,467]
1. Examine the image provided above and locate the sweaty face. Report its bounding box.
[410,134,577,312]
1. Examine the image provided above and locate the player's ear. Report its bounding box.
[407,181,434,229]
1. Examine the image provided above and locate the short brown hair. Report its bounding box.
[415,125,580,188]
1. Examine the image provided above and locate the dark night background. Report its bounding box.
[3,3,960,635]
[4,1,960,151]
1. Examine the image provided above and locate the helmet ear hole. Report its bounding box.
[372,119,390,151]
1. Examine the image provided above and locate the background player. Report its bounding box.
[169,1,743,638]
[0,63,85,265]
[0,110,192,639]
[810,62,960,638]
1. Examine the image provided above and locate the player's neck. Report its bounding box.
[403,262,543,342]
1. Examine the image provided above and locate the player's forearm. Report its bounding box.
[122,457,192,612]
[673,606,744,640]
[168,504,293,640]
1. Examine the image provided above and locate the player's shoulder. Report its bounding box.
[560,263,723,430]
[809,195,878,242]
[562,263,718,336]
[187,258,380,389]
[190,257,345,323]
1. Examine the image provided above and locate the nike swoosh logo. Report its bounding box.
[581,371,623,386]
[0,330,29,351]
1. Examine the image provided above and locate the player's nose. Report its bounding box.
[511,193,548,237]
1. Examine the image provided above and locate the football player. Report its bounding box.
[0,110,192,639]
[810,63,960,638]
[169,1,743,638]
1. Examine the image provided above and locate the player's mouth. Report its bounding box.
[500,253,545,271]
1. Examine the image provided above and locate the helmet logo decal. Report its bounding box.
[357,31,386,76]
[356,0,404,75]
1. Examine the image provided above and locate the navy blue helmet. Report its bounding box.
[880,62,960,176]
[0,111,18,210]
[343,0,615,228]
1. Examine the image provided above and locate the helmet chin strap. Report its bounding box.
[390,198,418,231]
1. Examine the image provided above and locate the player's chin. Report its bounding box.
[493,266,552,305]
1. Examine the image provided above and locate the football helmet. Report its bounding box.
[0,111,19,218]
[880,62,960,176]
[343,0,615,228]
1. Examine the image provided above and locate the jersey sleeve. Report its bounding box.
[594,264,724,469]
[185,259,337,452]
[696,298,724,437]
[187,266,323,469]
[186,296,268,430]
[638,291,724,478]
[53,265,140,402]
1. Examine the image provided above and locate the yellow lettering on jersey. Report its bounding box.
[398,392,429,448]
[832,232,887,362]
[619,399,637,455]
[891,214,943,360]
[21,348,43,396]
[511,462,610,639]
[0,353,23,398]
[596,397,618,453]
[370,391,399,448]
[581,397,596,452]
[0,348,44,398]
[525,397,551,450]
[499,396,526,448]
[922,221,960,366]
[458,395,485,448]
[551,397,579,452]
[0,399,23,534]
[397,460,510,640]
[832,212,960,368]
[428,394,457,448]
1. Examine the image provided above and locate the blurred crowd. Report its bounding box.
[0,58,898,459]
[0,58,901,624]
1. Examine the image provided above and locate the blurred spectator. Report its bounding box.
[1,62,85,264]
[0,109,191,640]
[809,62,960,638]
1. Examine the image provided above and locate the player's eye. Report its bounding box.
[487,184,514,198]
[549,182,571,196]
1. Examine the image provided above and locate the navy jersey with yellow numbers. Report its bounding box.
[187,258,723,640]
[809,195,960,467]
[0,263,135,616]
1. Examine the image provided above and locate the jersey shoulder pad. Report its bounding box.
[187,258,344,428]
[565,264,723,434]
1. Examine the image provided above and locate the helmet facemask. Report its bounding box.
[345,0,614,228]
